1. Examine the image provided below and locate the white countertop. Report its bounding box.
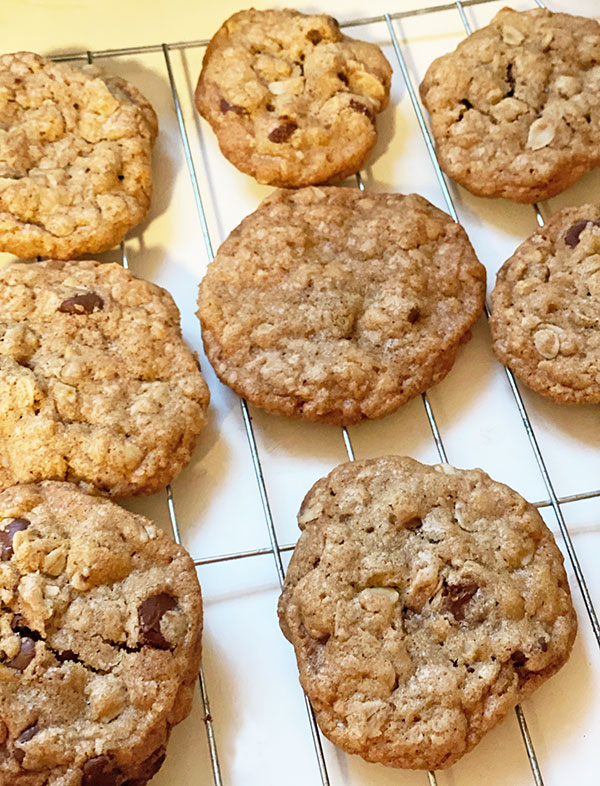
[2,1,599,785]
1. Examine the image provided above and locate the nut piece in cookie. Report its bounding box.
[198,186,485,425]
[490,204,600,403]
[195,9,392,186]
[0,259,210,496]
[278,456,576,770]
[0,481,202,786]
[0,51,158,259]
[419,8,600,203]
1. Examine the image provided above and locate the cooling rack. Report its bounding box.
[40,0,600,784]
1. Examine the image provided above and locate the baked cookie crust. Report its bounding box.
[490,204,600,403]
[0,259,209,496]
[195,9,392,186]
[419,8,600,203]
[198,186,485,425]
[278,456,576,770]
[0,481,202,786]
[0,52,158,259]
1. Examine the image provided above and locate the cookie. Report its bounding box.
[0,481,202,786]
[195,9,392,187]
[0,51,158,259]
[490,204,600,403]
[419,8,600,203]
[198,186,485,425]
[278,456,576,770]
[0,259,209,496]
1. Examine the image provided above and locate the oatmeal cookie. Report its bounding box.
[198,186,485,425]
[0,481,202,786]
[278,456,576,770]
[0,51,157,259]
[195,9,392,186]
[490,204,600,403]
[0,259,209,496]
[419,8,600,203]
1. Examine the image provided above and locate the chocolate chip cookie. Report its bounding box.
[0,51,158,259]
[0,259,210,496]
[198,186,485,425]
[490,204,600,403]
[419,8,600,203]
[278,456,576,770]
[195,9,392,186]
[0,481,202,786]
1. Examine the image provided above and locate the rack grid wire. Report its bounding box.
[56,1,600,784]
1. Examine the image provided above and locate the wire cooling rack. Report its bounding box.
[50,1,600,784]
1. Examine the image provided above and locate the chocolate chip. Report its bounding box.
[138,593,178,650]
[82,754,120,786]
[268,121,298,143]
[442,582,478,621]
[349,99,374,122]
[564,219,600,248]
[15,721,39,762]
[0,517,30,561]
[538,637,548,652]
[511,650,527,667]
[10,613,26,631]
[219,98,247,115]
[6,637,35,671]
[16,724,38,745]
[457,98,473,122]
[306,29,323,45]
[407,307,420,324]
[505,63,515,97]
[58,292,104,315]
[337,72,348,85]
[55,649,79,663]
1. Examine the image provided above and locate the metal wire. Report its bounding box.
[533,204,546,227]
[88,33,223,783]
[421,393,449,463]
[450,1,600,647]
[75,2,599,783]
[50,0,501,62]
[161,42,332,786]
[384,6,600,647]
[454,0,472,33]
[165,486,224,786]
[383,8,553,785]
[515,705,546,786]
[120,241,129,270]
[341,426,356,461]
[95,38,223,781]
[193,471,600,565]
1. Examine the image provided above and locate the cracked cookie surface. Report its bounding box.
[278,456,576,770]
[198,186,485,425]
[419,8,600,203]
[0,259,209,496]
[0,481,202,786]
[195,9,392,186]
[490,204,600,403]
[0,52,157,259]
